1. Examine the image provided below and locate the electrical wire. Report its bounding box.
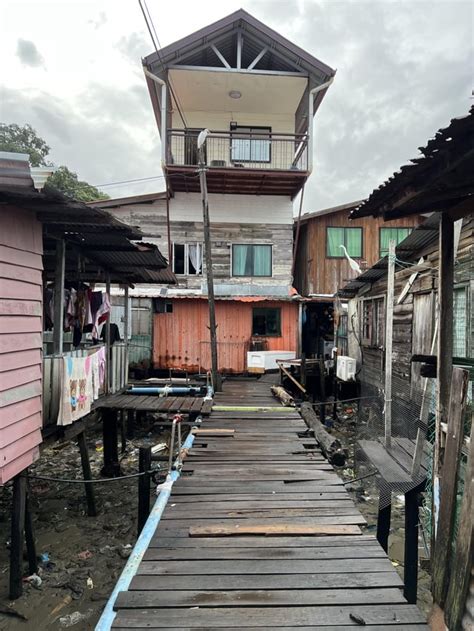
[343,470,378,485]
[139,0,188,128]
[26,469,162,484]
[93,175,166,187]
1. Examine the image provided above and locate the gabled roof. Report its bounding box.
[144,9,335,82]
[351,106,474,221]
[87,191,167,209]
[295,199,365,224]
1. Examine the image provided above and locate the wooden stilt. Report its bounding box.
[102,409,121,477]
[24,486,38,575]
[120,411,127,454]
[9,474,26,599]
[126,410,135,438]
[404,482,425,604]
[137,446,152,535]
[376,486,392,553]
[77,431,97,516]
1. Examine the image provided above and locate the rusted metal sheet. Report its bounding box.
[0,206,43,484]
[153,298,298,373]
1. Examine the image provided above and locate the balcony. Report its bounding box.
[165,129,309,197]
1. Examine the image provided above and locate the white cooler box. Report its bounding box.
[247,351,296,374]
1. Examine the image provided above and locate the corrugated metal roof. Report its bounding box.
[351,106,474,220]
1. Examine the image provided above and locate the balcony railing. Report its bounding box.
[167,129,308,172]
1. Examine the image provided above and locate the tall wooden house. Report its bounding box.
[100,9,336,373]
[293,201,422,357]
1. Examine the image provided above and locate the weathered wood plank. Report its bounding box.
[188,524,363,537]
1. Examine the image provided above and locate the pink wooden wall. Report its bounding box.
[0,205,43,484]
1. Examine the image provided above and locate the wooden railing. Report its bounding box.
[167,129,308,172]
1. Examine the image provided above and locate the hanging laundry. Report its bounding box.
[57,355,94,425]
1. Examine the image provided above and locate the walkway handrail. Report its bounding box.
[95,430,195,631]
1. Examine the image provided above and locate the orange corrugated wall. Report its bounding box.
[153,299,299,373]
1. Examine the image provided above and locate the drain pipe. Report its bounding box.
[143,67,167,165]
[95,429,195,631]
[307,77,334,173]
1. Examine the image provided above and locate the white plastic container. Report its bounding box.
[247,351,296,374]
[336,355,357,381]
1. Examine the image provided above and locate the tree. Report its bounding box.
[0,123,50,167]
[45,166,109,202]
[0,123,109,201]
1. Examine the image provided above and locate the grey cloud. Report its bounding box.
[116,32,151,65]
[89,11,107,30]
[1,84,163,197]
[16,39,44,68]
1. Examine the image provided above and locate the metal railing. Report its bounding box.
[167,129,308,172]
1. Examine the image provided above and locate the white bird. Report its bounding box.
[197,128,210,149]
[340,245,362,274]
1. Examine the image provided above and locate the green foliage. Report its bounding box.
[0,123,109,201]
[45,166,109,202]
[0,123,51,167]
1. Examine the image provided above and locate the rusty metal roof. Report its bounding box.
[350,106,474,220]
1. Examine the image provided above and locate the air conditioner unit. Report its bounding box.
[210,160,226,167]
[336,355,356,382]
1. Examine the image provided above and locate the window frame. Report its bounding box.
[172,242,203,276]
[230,125,272,164]
[252,307,282,337]
[379,227,412,258]
[360,295,385,348]
[326,226,363,259]
[453,284,470,359]
[231,243,273,278]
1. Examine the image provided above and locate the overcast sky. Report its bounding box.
[1,0,472,212]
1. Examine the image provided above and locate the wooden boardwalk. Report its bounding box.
[95,393,213,416]
[112,378,429,629]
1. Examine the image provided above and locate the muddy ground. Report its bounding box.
[0,399,432,630]
[0,415,173,630]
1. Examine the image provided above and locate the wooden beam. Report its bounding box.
[52,239,65,355]
[9,474,26,599]
[432,367,469,606]
[189,524,362,537]
[384,239,395,449]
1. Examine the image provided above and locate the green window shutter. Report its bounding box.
[327,227,345,257]
[346,228,362,258]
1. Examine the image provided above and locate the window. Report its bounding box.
[232,244,272,277]
[172,243,203,275]
[453,286,469,358]
[327,227,363,258]
[379,227,412,258]
[252,308,281,336]
[361,297,384,347]
[231,126,271,163]
[337,313,348,356]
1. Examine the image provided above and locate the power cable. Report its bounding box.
[26,469,162,484]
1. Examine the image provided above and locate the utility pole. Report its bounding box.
[198,137,222,392]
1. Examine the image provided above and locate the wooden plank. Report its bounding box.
[162,507,363,520]
[445,419,474,630]
[112,604,427,627]
[432,367,469,606]
[192,429,235,436]
[143,545,386,561]
[116,587,406,609]
[148,535,379,549]
[189,524,363,537]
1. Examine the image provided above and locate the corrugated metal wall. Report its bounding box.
[0,205,43,484]
[153,298,298,373]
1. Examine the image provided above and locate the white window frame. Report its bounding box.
[172,243,203,276]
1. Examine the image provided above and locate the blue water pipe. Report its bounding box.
[95,430,196,631]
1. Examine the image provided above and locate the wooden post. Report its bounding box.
[445,419,474,630]
[137,446,152,535]
[404,482,425,604]
[24,486,38,576]
[124,285,130,387]
[198,142,221,392]
[432,367,469,606]
[319,356,326,425]
[384,239,395,449]
[126,410,135,439]
[120,411,127,454]
[9,474,26,599]
[102,409,121,477]
[434,214,454,511]
[376,487,392,553]
[77,431,97,517]
[105,273,111,393]
[53,239,66,355]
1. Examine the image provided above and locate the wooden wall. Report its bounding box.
[153,298,299,373]
[294,209,423,296]
[0,205,43,484]
[350,215,473,392]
